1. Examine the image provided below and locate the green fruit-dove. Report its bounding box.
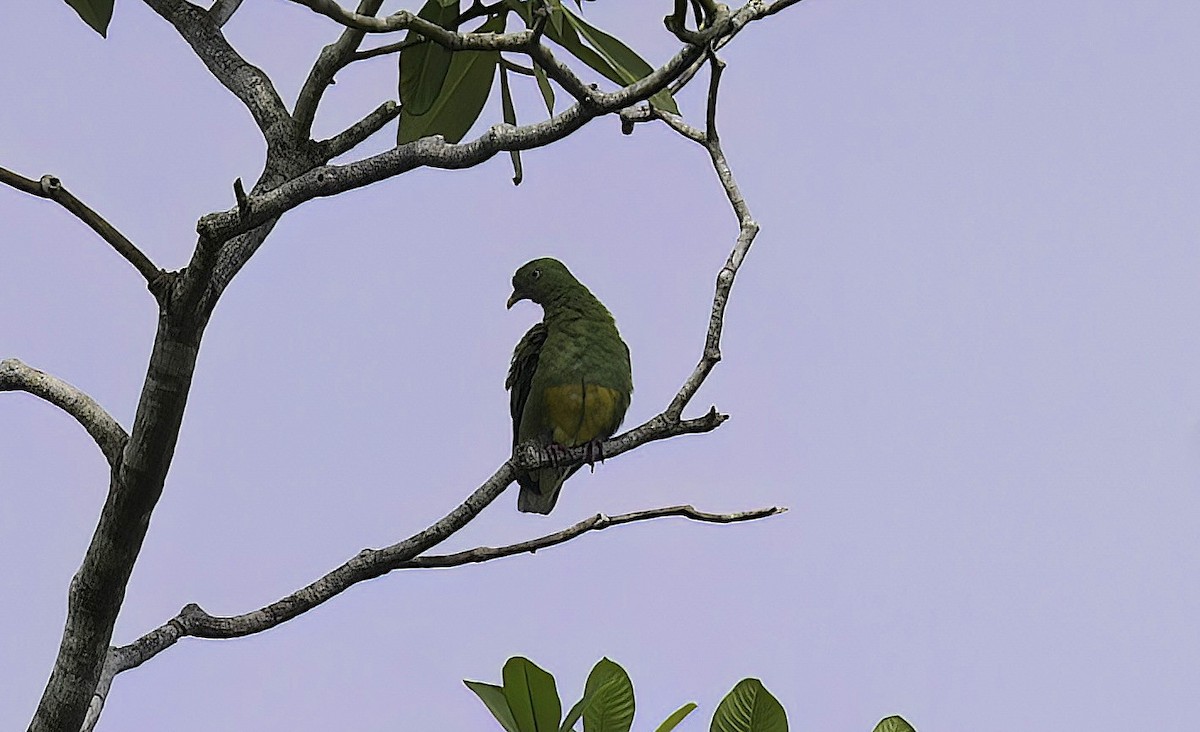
[506,258,633,514]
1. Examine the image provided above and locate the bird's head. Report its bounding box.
[507,257,577,309]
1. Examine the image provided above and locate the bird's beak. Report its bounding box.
[506,290,525,309]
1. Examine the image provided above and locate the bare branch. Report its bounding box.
[623,52,758,420]
[350,35,423,62]
[0,358,128,467]
[620,107,704,142]
[667,56,758,418]
[404,504,787,569]
[103,402,745,671]
[318,100,401,160]
[764,0,807,16]
[108,496,781,675]
[141,0,292,141]
[207,0,243,26]
[0,166,163,287]
[294,0,385,138]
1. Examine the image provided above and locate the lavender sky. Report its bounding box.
[3,0,1200,730]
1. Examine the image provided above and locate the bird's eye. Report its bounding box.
[531,269,541,280]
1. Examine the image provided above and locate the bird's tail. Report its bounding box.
[517,469,569,514]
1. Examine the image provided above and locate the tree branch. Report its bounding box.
[623,52,759,420]
[102,499,781,686]
[193,0,806,245]
[294,0,385,139]
[141,0,293,141]
[0,166,163,288]
[207,0,243,26]
[196,40,702,242]
[0,358,128,468]
[403,504,787,568]
[317,100,401,160]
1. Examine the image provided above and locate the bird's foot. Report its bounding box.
[583,438,606,473]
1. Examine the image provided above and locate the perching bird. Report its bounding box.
[506,258,633,514]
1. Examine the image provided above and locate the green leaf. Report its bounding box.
[872,716,917,732]
[709,679,787,732]
[560,8,680,114]
[503,657,562,732]
[64,0,114,36]
[498,65,523,184]
[548,0,565,35]
[505,0,621,84]
[466,681,522,732]
[503,1,675,113]
[398,0,459,116]
[655,703,698,732]
[533,64,555,115]
[397,16,503,145]
[583,658,635,732]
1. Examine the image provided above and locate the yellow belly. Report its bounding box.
[543,383,623,445]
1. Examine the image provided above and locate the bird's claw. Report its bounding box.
[545,443,571,467]
[583,438,605,473]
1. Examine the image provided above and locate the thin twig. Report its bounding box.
[666,52,758,418]
[350,36,423,61]
[0,166,162,287]
[0,358,128,468]
[403,504,787,568]
[318,100,401,160]
[294,0,385,137]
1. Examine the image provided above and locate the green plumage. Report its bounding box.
[506,258,633,514]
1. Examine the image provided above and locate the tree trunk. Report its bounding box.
[29,308,204,732]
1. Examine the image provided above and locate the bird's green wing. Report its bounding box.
[506,322,548,448]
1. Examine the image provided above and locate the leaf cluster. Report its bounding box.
[466,656,918,732]
[396,0,681,180]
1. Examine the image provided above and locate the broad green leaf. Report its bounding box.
[503,657,562,732]
[561,674,630,732]
[583,658,635,732]
[466,681,522,732]
[397,16,503,144]
[655,702,698,732]
[498,65,523,184]
[64,0,114,36]
[709,679,787,732]
[533,64,555,114]
[872,716,917,732]
[560,8,680,114]
[398,0,459,116]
